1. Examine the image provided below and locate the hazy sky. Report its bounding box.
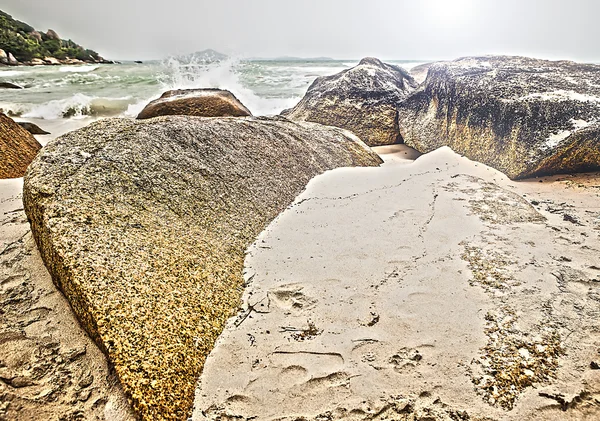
[2,0,599,62]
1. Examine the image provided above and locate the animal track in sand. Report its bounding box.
[390,348,423,372]
[268,284,316,313]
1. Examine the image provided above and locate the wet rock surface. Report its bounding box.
[22,116,381,420]
[398,56,600,179]
[16,122,50,135]
[137,88,252,119]
[0,113,41,179]
[282,57,418,146]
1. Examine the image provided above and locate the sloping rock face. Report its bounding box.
[282,57,418,146]
[0,81,23,89]
[137,88,252,119]
[23,116,381,421]
[18,121,50,135]
[398,56,600,179]
[0,113,42,178]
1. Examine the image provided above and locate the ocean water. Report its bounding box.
[0,58,425,139]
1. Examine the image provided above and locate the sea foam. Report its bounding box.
[22,93,135,119]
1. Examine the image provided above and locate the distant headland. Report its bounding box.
[0,9,115,66]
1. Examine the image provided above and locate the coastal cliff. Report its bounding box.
[0,9,113,66]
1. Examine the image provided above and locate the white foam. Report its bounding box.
[147,57,301,116]
[22,93,134,120]
[59,65,100,73]
[0,70,24,78]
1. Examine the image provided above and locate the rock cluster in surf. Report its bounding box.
[23,116,381,421]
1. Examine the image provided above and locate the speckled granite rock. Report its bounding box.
[282,57,418,146]
[398,56,600,179]
[0,113,42,179]
[137,88,252,119]
[23,116,381,421]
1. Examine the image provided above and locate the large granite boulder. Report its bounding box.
[46,29,60,40]
[43,56,60,65]
[0,49,8,65]
[282,57,418,146]
[29,30,43,42]
[23,116,381,421]
[398,56,600,179]
[137,88,252,119]
[7,52,18,65]
[0,113,42,178]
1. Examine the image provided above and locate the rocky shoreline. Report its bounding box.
[0,55,117,67]
[0,46,116,67]
[1,56,599,421]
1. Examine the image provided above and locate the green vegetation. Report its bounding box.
[0,9,101,62]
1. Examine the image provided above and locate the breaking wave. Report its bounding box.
[124,57,302,117]
[4,57,416,120]
[59,65,100,73]
[20,94,136,119]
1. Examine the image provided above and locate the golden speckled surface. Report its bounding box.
[23,116,381,420]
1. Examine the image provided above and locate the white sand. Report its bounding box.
[193,147,600,420]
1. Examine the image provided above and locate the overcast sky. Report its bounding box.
[2,0,599,62]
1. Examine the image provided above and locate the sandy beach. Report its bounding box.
[2,127,599,421]
[193,146,600,420]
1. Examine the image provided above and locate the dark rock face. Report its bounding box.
[23,116,382,421]
[282,57,418,146]
[17,121,50,135]
[0,81,22,89]
[0,113,42,178]
[398,56,600,179]
[137,89,252,119]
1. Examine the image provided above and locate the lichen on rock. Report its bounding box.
[398,56,600,179]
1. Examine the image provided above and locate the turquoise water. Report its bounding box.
[0,58,425,120]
